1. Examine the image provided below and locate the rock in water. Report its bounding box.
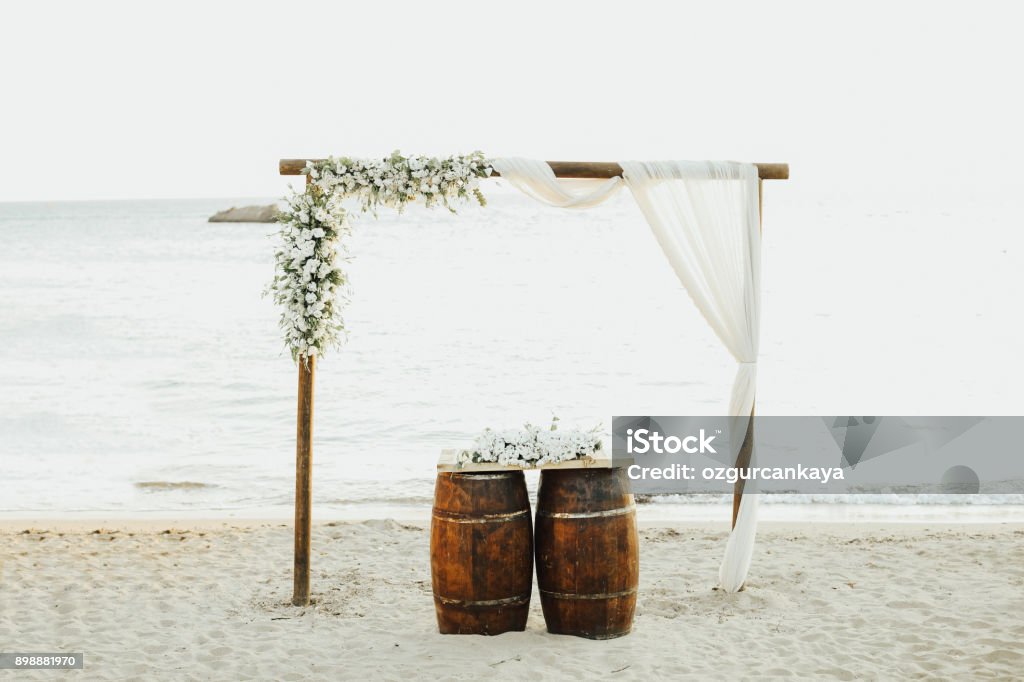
[208,205,280,223]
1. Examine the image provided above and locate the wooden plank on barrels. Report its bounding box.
[437,448,630,472]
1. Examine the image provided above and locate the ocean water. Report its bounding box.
[1,191,1022,520]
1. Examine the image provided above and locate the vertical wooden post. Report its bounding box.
[293,174,316,607]
[732,178,763,529]
[293,354,315,605]
[731,406,755,527]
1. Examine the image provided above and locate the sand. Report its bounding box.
[2,520,1022,680]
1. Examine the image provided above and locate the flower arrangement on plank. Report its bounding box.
[458,416,603,468]
[267,151,492,361]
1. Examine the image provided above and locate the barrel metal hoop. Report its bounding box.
[536,504,636,520]
[433,594,530,608]
[447,472,519,480]
[539,587,638,601]
[432,509,530,524]
[587,630,633,640]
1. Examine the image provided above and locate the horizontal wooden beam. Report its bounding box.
[279,159,789,180]
[437,449,627,473]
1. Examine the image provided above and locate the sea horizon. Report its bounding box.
[3,195,1021,521]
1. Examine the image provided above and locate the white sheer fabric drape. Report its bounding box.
[490,158,624,208]
[620,160,760,592]
[491,158,762,592]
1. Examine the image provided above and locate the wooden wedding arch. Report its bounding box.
[279,158,790,606]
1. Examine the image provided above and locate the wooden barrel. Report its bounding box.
[430,471,532,635]
[535,468,639,639]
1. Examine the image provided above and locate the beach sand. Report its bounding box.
[2,520,1022,680]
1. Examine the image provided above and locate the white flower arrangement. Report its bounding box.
[268,151,492,361]
[458,417,603,468]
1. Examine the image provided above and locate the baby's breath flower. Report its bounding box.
[268,152,493,361]
[456,417,603,468]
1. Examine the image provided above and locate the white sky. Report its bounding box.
[2,0,1022,201]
